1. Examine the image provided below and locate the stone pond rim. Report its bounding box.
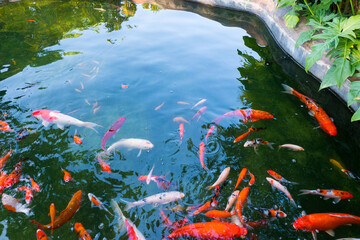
[183,0,359,112]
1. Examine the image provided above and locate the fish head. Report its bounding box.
[243,140,253,147]
[277,211,287,218]
[342,192,353,199]
[143,140,154,149]
[266,177,274,184]
[293,215,311,231]
[36,229,48,239]
[138,176,147,181]
[180,192,185,199]
[32,110,43,120]
[74,222,83,233]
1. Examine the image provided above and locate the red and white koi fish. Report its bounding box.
[4,161,22,188]
[62,169,73,182]
[244,138,274,152]
[106,138,154,157]
[246,220,269,228]
[18,186,34,204]
[73,130,82,144]
[267,170,298,184]
[173,117,189,124]
[97,154,111,173]
[213,109,274,125]
[191,106,207,122]
[146,165,155,185]
[2,193,30,215]
[74,223,92,240]
[199,142,207,170]
[179,123,184,142]
[250,206,287,219]
[205,125,216,139]
[248,172,255,186]
[279,144,304,151]
[225,190,240,211]
[207,167,230,190]
[234,127,265,143]
[30,177,40,192]
[266,177,297,207]
[293,213,360,240]
[0,120,13,131]
[138,175,175,190]
[32,110,100,131]
[0,149,13,169]
[36,229,48,240]
[299,189,353,204]
[88,193,113,215]
[341,169,360,182]
[101,117,126,150]
[233,168,247,191]
[282,84,337,136]
[111,199,146,240]
[191,99,207,109]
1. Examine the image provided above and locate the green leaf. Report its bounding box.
[351,108,360,121]
[285,13,299,28]
[305,43,329,71]
[350,47,360,71]
[320,64,337,90]
[332,57,354,88]
[340,15,360,40]
[277,0,295,8]
[347,81,360,106]
[295,29,316,48]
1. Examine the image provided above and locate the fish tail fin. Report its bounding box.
[117,198,134,211]
[110,199,126,232]
[30,220,46,229]
[289,181,299,185]
[206,185,214,190]
[298,189,311,195]
[83,122,101,133]
[281,83,294,95]
[290,199,297,207]
[267,142,274,150]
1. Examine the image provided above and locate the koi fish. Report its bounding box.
[330,159,345,170]
[341,169,360,182]
[121,191,185,211]
[160,209,173,226]
[101,117,126,150]
[205,126,216,139]
[2,194,30,215]
[236,187,249,223]
[250,206,287,219]
[97,154,111,173]
[293,213,360,240]
[30,177,40,192]
[189,200,218,216]
[244,138,274,152]
[32,110,100,132]
[177,101,189,105]
[282,84,337,136]
[111,199,146,240]
[168,221,247,239]
[246,220,269,228]
[62,169,73,182]
[146,165,155,185]
[88,193,113,216]
[74,223,92,240]
[173,117,189,124]
[36,229,48,240]
[17,129,31,141]
[198,142,207,170]
[191,106,207,122]
[191,99,207,109]
[31,190,82,230]
[165,205,185,212]
[279,144,304,151]
[0,149,13,169]
[299,189,353,204]
[205,210,234,219]
[121,84,128,89]
[73,130,82,144]
[213,109,274,125]
[0,120,13,131]
[106,138,154,157]
[248,172,255,186]
[4,161,22,188]
[266,177,297,207]
[0,172,7,193]
[233,168,247,191]
[155,102,165,111]
[138,175,175,190]
[207,167,230,190]
[234,127,265,143]
[225,190,240,211]
[179,123,184,142]
[49,203,56,234]
[267,170,298,184]
[17,186,34,204]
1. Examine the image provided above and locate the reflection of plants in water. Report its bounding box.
[142,3,161,12]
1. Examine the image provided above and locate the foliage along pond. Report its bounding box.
[0,0,360,239]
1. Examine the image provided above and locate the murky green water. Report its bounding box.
[0,0,359,239]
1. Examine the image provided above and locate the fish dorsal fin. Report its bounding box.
[308,111,315,117]
[325,229,335,237]
[333,198,341,204]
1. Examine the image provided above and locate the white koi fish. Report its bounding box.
[191,99,207,109]
[279,144,304,151]
[207,167,230,190]
[266,177,297,207]
[146,165,155,185]
[2,194,31,215]
[225,190,240,211]
[121,191,185,211]
[106,138,154,157]
[32,110,100,132]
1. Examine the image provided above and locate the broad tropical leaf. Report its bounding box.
[295,29,315,48]
[347,81,360,106]
[333,57,354,88]
[305,43,329,71]
[320,64,337,90]
[351,107,360,122]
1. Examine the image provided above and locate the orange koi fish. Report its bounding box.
[62,169,73,182]
[17,186,34,204]
[266,177,297,207]
[248,172,255,186]
[155,102,165,111]
[205,210,234,219]
[282,84,337,136]
[97,154,111,173]
[293,213,360,239]
[191,106,207,122]
[36,229,49,240]
[207,167,230,190]
[168,221,247,239]
[73,130,82,144]
[234,127,265,143]
[29,177,40,192]
[244,138,273,152]
[246,219,269,228]
[160,209,173,226]
[88,193,113,215]
[4,161,22,188]
[299,189,353,204]
[236,187,249,223]
[205,125,216,139]
[0,120,13,131]
[233,168,247,191]
[213,109,274,125]
[191,99,207,109]
[0,149,13,169]
[250,206,287,219]
[31,190,82,230]
[179,123,184,142]
[49,203,56,234]
[0,172,7,193]
[74,223,92,240]
[225,190,240,211]
[190,200,218,216]
[199,142,207,170]
[267,170,298,185]
[2,193,30,215]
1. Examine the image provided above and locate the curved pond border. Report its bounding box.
[184,0,359,111]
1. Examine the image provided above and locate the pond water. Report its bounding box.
[0,0,360,239]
